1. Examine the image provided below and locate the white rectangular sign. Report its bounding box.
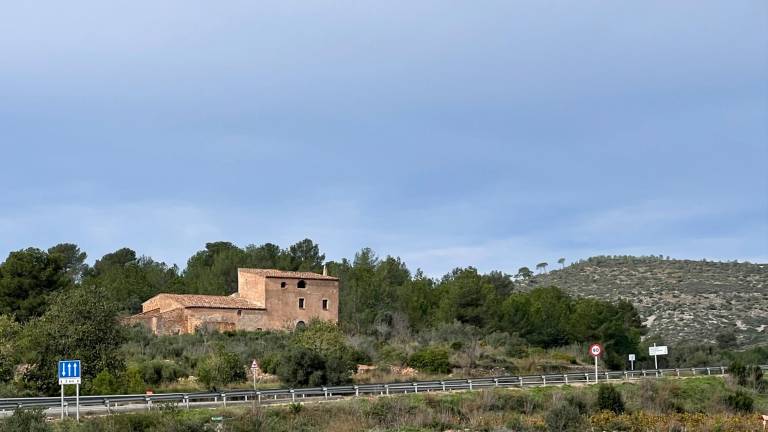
[628,354,636,361]
[648,346,668,356]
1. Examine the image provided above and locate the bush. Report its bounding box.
[196,346,246,389]
[545,402,583,431]
[259,352,280,375]
[408,346,451,374]
[597,384,625,414]
[0,408,50,432]
[723,390,753,413]
[90,370,120,395]
[276,346,328,387]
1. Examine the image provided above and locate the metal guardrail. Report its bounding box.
[1,365,765,416]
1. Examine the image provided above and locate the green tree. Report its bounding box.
[183,242,247,295]
[0,248,72,322]
[286,239,325,272]
[84,250,182,313]
[0,315,21,382]
[396,270,436,331]
[435,267,498,329]
[47,243,88,283]
[19,285,126,394]
[500,287,572,347]
[515,267,533,281]
[557,257,566,269]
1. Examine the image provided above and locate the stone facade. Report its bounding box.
[124,268,339,335]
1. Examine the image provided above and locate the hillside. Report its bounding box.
[529,256,768,346]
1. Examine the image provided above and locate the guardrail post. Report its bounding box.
[184,395,189,410]
[291,389,295,402]
[720,366,725,375]
[585,373,589,383]
[257,392,261,405]
[385,384,389,396]
[105,400,111,415]
[468,380,473,391]
[624,371,628,381]
[565,375,569,384]
[676,369,680,377]
[542,375,546,386]
[323,387,328,400]
[354,385,359,397]
[222,394,227,408]
[605,372,609,381]
[519,377,523,387]
[691,368,696,376]
[413,383,418,393]
[441,381,446,392]
[707,367,711,375]
[642,370,646,377]
[146,397,151,412]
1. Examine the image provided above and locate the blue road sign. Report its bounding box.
[58,360,81,384]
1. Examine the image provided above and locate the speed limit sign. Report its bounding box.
[589,343,603,357]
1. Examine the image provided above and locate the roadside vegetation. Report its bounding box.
[2,375,767,431]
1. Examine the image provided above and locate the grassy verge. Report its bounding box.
[3,376,766,431]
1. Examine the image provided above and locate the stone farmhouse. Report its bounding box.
[125,268,339,335]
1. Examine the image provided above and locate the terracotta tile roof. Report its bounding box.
[238,268,339,281]
[158,294,265,309]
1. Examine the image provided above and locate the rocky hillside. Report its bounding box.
[529,256,768,346]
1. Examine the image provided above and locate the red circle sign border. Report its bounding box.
[589,343,603,357]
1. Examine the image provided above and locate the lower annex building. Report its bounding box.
[125,268,339,335]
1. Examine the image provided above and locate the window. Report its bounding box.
[297,279,306,289]
[280,281,287,288]
[237,309,242,317]
[322,299,329,310]
[298,298,305,309]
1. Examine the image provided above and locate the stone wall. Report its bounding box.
[263,277,339,329]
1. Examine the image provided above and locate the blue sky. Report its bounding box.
[1,1,766,275]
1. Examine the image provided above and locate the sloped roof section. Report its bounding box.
[238,268,339,281]
[156,294,265,309]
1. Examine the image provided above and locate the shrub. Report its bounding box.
[597,384,625,414]
[408,346,451,374]
[0,408,50,432]
[723,390,753,413]
[545,402,583,431]
[90,370,120,395]
[259,352,280,375]
[196,346,246,389]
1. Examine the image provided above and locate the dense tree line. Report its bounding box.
[0,239,649,394]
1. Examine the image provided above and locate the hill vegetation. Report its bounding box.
[0,241,764,398]
[530,256,768,346]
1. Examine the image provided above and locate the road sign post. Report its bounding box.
[589,344,603,382]
[628,354,636,371]
[251,360,259,390]
[58,360,82,422]
[648,344,668,370]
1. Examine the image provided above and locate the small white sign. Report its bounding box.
[649,346,668,356]
[58,377,81,385]
[628,354,636,361]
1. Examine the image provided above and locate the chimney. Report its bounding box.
[322,265,328,276]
